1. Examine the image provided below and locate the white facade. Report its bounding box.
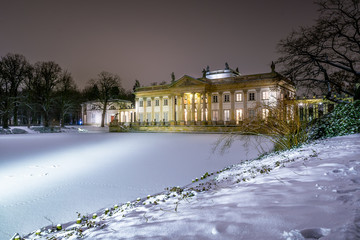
[81,100,134,126]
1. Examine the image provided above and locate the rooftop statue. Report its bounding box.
[271,61,276,72]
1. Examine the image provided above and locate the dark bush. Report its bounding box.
[310,100,360,140]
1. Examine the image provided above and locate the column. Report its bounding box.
[143,98,147,125]
[207,93,212,124]
[151,97,155,124]
[135,98,139,123]
[202,91,207,125]
[169,94,175,125]
[160,96,163,124]
[196,93,201,124]
[180,93,185,125]
[243,90,248,120]
[256,88,261,119]
[218,91,223,125]
[191,92,196,125]
[230,91,235,125]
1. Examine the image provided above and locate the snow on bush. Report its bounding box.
[310,100,360,140]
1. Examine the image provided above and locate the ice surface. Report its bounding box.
[0,130,271,239]
[20,134,360,240]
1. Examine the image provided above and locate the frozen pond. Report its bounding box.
[0,132,272,239]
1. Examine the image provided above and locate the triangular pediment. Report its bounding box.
[170,75,206,88]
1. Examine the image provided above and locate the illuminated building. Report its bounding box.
[133,64,295,130]
[81,99,134,126]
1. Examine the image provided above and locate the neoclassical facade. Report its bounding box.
[81,99,134,126]
[134,67,295,126]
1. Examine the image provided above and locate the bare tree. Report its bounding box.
[90,71,121,127]
[277,0,360,102]
[0,53,32,128]
[30,61,62,127]
[55,71,79,127]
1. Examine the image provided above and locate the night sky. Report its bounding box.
[0,0,318,90]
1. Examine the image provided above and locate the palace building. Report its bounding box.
[131,64,295,131]
[81,99,134,126]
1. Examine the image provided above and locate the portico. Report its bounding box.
[134,66,295,128]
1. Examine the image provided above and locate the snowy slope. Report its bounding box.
[21,134,360,240]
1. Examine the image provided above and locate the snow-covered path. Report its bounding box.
[23,134,360,240]
[0,132,271,239]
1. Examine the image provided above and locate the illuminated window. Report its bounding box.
[262,109,269,119]
[249,92,255,101]
[212,110,219,121]
[224,94,230,102]
[155,99,159,106]
[139,100,143,107]
[236,93,242,102]
[236,109,243,123]
[164,99,168,106]
[212,95,218,103]
[224,110,230,121]
[262,91,269,100]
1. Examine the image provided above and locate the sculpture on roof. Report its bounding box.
[271,61,276,72]
[225,62,229,70]
[206,65,210,72]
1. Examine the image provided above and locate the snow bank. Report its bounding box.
[19,134,360,240]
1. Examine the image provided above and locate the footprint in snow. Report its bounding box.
[300,228,330,239]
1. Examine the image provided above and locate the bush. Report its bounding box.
[310,100,360,140]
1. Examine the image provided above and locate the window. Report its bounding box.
[139,113,143,122]
[109,105,116,110]
[224,110,230,121]
[249,92,255,101]
[248,109,256,119]
[262,91,269,100]
[236,93,242,102]
[174,98,177,105]
[224,94,230,102]
[146,113,151,122]
[139,100,143,107]
[155,99,159,106]
[236,109,243,123]
[164,99,168,106]
[262,109,269,120]
[147,100,151,107]
[212,95,218,103]
[212,110,219,121]
[163,112,168,122]
[155,113,160,122]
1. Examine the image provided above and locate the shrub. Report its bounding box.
[310,100,360,140]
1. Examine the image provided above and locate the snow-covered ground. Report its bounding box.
[0,128,272,239]
[20,134,360,240]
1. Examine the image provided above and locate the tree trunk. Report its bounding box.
[2,113,9,129]
[13,104,18,126]
[101,107,106,127]
[43,112,50,127]
[354,85,360,101]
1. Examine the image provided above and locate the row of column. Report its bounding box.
[139,90,251,125]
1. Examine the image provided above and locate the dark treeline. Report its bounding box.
[0,53,134,128]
